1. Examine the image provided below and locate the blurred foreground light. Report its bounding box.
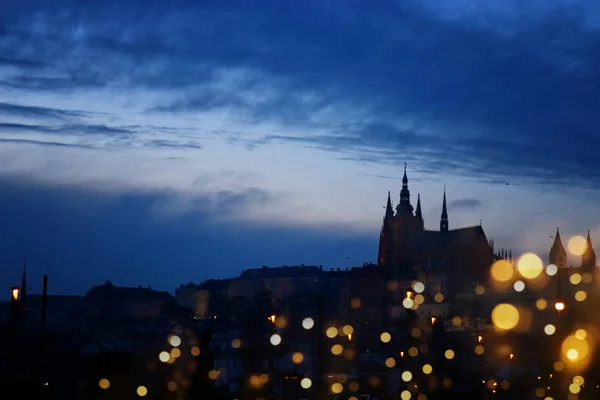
[517,253,543,279]
[491,259,514,282]
[513,280,525,292]
[326,327,338,338]
[413,281,425,293]
[445,349,455,360]
[555,301,565,312]
[342,325,354,335]
[546,264,558,276]
[98,378,110,389]
[168,335,181,347]
[190,346,200,356]
[422,364,433,374]
[401,390,411,400]
[575,290,587,302]
[158,351,170,363]
[401,371,412,382]
[331,383,343,393]
[492,303,520,330]
[544,324,556,335]
[136,386,148,397]
[380,332,391,343]
[434,293,444,303]
[270,334,282,346]
[568,236,587,256]
[300,378,312,389]
[562,334,589,363]
[302,317,314,330]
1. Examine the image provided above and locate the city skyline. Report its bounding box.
[1,0,599,294]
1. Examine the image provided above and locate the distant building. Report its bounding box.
[377,164,494,281]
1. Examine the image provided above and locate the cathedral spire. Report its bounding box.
[20,261,27,306]
[385,191,394,219]
[582,230,596,270]
[440,187,448,232]
[397,162,413,214]
[415,193,423,220]
[550,227,567,269]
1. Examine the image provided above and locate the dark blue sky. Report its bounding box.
[1,0,599,294]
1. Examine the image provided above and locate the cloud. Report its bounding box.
[449,198,483,211]
[0,178,375,294]
[0,102,87,120]
[0,0,598,192]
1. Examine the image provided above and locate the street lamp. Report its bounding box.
[11,286,19,301]
[268,314,276,324]
[554,301,565,314]
[478,335,483,343]
[405,288,414,299]
[431,317,436,325]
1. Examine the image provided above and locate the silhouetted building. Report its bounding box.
[377,165,493,280]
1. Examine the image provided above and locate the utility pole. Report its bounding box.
[40,275,48,397]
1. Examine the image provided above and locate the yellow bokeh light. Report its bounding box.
[575,329,587,340]
[342,325,354,335]
[136,386,148,397]
[491,259,514,282]
[434,293,444,303]
[536,298,548,310]
[544,324,556,335]
[231,338,242,349]
[301,378,312,389]
[569,383,581,394]
[401,371,412,382]
[292,352,304,363]
[302,318,315,330]
[270,334,282,346]
[380,332,391,343]
[573,375,584,385]
[452,316,462,326]
[575,290,587,302]
[445,349,455,359]
[408,346,419,357]
[546,264,558,276]
[331,344,343,355]
[98,378,110,389]
[170,348,181,358]
[190,346,200,356]
[475,285,485,294]
[568,236,587,256]
[570,273,582,285]
[331,383,343,394]
[415,293,425,304]
[517,253,543,279]
[422,364,433,374]
[491,303,520,330]
[385,357,396,368]
[158,351,170,362]
[326,327,338,338]
[209,370,219,380]
[402,298,414,308]
[401,390,411,400]
[475,345,484,355]
[582,272,593,283]
[562,334,589,362]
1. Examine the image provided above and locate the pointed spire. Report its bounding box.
[20,261,27,306]
[440,187,448,232]
[582,229,596,270]
[550,227,567,269]
[385,191,394,219]
[415,193,422,219]
[397,162,413,214]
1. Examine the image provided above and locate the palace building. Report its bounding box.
[377,165,494,280]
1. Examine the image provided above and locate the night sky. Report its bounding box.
[1,0,599,294]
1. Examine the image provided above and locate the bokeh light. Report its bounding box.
[301,378,312,389]
[270,334,282,346]
[401,371,412,382]
[326,327,338,338]
[168,334,181,347]
[380,332,391,343]
[492,303,520,330]
[513,280,525,292]
[491,259,514,282]
[136,386,148,397]
[568,235,587,256]
[302,318,314,330]
[517,253,543,279]
[546,264,558,276]
[98,378,110,389]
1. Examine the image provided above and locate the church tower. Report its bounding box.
[581,230,596,271]
[440,188,448,232]
[377,191,395,265]
[396,163,414,215]
[415,193,424,229]
[549,227,567,269]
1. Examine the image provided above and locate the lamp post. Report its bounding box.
[9,286,21,324]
